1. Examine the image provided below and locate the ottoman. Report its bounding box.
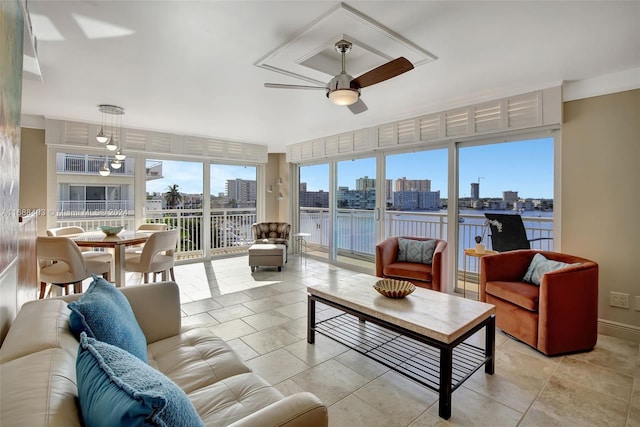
[248,243,286,272]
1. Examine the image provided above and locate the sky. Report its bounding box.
[145,137,554,199]
[301,137,554,199]
[145,160,256,196]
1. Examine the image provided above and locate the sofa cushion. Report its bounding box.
[189,372,283,426]
[523,253,579,285]
[383,262,432,283]
[0,299,78,363]
[76,333,204,427]
[68,276,148,362]
[147,326,252,394]
[485,280,540,312]
[0,348,81,427]
[397,238,436,264]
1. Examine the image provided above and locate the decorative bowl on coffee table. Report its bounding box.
[98,225,123,236]
[374,279,416,299]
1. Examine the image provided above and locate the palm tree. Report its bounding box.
[164,184,183,209]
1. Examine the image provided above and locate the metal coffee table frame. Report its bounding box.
[307,294,495,420]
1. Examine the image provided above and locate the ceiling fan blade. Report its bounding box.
[348,98,368,115]
[350,57,414,89]
[264,83,326,90]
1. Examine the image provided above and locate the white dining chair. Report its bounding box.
[47,226,114,268]
[124,229,179,283]
[37,236,111,298]
[125,223,168,255]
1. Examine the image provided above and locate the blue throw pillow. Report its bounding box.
[68,275,148,362]
[397,238,437,265]
[523,253,580,285]
[76,333,204,427]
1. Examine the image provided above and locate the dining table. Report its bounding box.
[70,230,152,287]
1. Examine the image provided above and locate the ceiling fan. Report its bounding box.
[264,40,414,114]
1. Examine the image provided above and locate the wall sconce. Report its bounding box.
[267,178,285,200]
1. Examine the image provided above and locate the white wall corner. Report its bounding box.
[563,68,640,102]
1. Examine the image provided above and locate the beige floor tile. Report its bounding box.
[285,335,350,366]
[181,312,218,327]
[520,376,628,426]
[354,371,437,426]
[275,301,308,319]
[554,357,634,402]
[211,291,255,307]
[329,394,401,427]
[279,317,309,340]
[208,304,256,323]
[241,326,300,354]
[207,319,256,341]
[463,347,552,413]
[225,338,260,361]
[334,349,390,380]
[290,359,370,406]
[181,298,223,315]
[246,348,310,384]
[241,310,291,331]
[417,386,522,426]
[567,334,639,376]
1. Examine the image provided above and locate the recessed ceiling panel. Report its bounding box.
[255,2,437,86]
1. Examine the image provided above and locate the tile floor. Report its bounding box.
[126,254,640,426]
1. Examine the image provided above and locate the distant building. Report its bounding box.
[356,176,375,191]
[503,191,518,202]
[471,183,480,200]
[385,179,393,206]
[395,177,431,192]
[300,189,328,208]
[394,191,440,210]
[226,179,256,204]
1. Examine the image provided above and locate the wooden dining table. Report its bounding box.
[70,230,152,287]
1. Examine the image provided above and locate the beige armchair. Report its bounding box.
[375,236,447,291]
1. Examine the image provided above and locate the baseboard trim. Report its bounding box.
[598,318,640,343]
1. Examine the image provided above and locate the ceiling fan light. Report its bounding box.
[328,89,359,106]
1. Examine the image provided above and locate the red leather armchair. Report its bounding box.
[480,250,598,356]
[375,237,447,291]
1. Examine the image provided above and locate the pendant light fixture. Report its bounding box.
[95,104,125,176]
[99,157,111,176]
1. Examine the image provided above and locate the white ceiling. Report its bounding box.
[21,1,640,154]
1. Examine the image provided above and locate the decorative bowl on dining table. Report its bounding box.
[374,279,416,299]
[98,225,123,236]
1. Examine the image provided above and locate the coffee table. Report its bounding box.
[307,281,496,419]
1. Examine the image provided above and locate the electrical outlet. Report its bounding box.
[610,292,630,309]
[635,296,640,311]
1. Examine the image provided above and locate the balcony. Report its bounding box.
[145,161,163,181]
[56,207,257,261]
[56,153,133,176]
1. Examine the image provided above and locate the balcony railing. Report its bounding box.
[57,200,131,215]
[299,208,554,271]
[57,207,257,261]
[56,153,133,175]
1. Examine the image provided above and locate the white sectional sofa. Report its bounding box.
[0,281,328,426]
